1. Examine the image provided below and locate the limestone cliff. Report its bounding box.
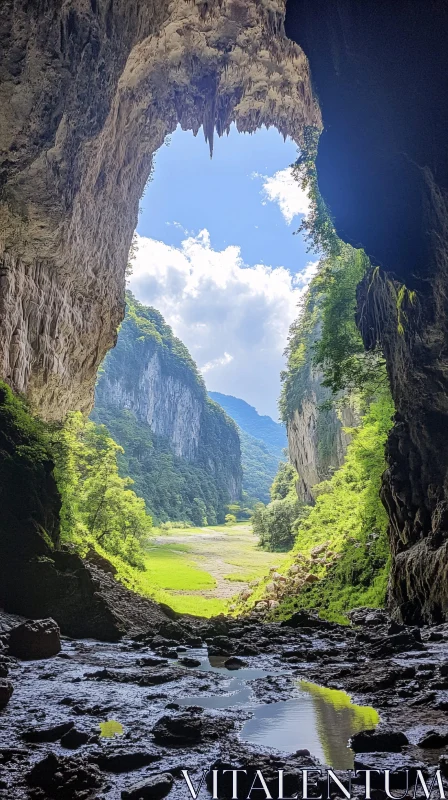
[287,371,357,503]
[0,0,319,421]
[93,294,242,522]
[281,310,357,503]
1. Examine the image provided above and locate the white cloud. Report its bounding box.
[129,231,318,419]
[201,352,234,375]
[259,167,309,225]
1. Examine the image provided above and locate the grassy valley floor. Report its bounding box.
[137,522,277,617]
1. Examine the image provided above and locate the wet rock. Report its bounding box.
[0,679,13,709]
[151,636,180,649]
[137,657,168,668]
[368,629,425,658]
[417,730,448,748]
[350,729,409,752]
[409,691,437,706]
[157,621,187,641]
[22,721,74,743]
[236,643,260,656]
[207,747,319,799]
[9,618,61,660]
[202,616,229,638]
[26,752,103,797]
[224,657,246,670]
[349,608,389,627]
[96,751,160,773]
[152,713,233,745]
[184,636,202,648]
[178,657,201,668]
[280,610,333,629]
[86,667,183,686]
[353,752,428,787]
[440,755,448,777]
[159,648,179,659]
[60,727,90,749]
[122,772,174,799]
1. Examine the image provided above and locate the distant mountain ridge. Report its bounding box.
[208,392,287,503]
[208,392,287,457]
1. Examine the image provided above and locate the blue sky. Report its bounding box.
[129,124,318,419]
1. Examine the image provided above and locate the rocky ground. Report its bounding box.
[1,603,448,799]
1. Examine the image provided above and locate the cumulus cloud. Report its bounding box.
[255,167,309,225]
[129,230,318,419]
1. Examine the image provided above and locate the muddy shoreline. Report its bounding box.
[1,607,448,799]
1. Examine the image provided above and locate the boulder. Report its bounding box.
[9,618,61,660]
[350,728,409,753]
[22,721,74,743]
[178,657,201,668]
[0,679,13,709]
[122,772,174,799]
[97,751,160,773]
[417,730,448,748]
[26,752,103,796]
[304,573,319,584]
[60,727,90,749]
[224,657,246,670]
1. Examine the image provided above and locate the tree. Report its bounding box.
[191,497,208,527]
[52,412,152,568]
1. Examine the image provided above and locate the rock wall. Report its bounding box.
[287,374,357,503]
[0,0,319,421]
[285,0,448,622]
[99,350,203,463]
[94,297,242,505]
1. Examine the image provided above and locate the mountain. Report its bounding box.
[208,392,287,504]
[208,393,287,456]
[92,294,242,524]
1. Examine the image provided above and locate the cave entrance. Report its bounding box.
[92,121,318,617]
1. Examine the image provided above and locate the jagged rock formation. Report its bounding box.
[0,0,319,421]
[286,0,448,622]
[281,309,358,503]
[93,295,242,521]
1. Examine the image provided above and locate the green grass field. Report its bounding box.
[130,522,277,617]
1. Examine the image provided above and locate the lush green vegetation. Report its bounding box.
[91,405,235,526]
[53,412,152,568]
[252,462,309,552]
[276,390,393,622]
[237,390,393,622]
[238,428,282,504]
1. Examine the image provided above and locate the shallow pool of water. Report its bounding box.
[177,650,379,768]
[242,681,379,769]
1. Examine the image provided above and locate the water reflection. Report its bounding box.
[176,649,379,769]
[99,720,124,738]
[241,681,379,769]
